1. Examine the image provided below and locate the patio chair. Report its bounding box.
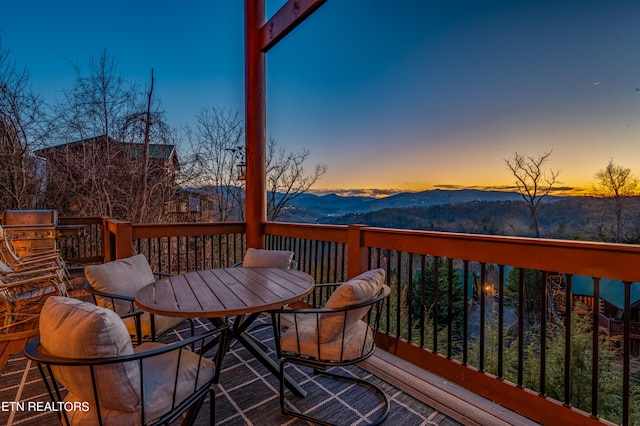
[1,270,63,335]
[84,254,193,345]
[230,248,297,339]
[269,268,391,425]
[24,296,227,426]
[232,247,297,269]
[0,225,71,293]
[1,259,68,296]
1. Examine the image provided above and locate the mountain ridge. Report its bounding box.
[286,189,539,220]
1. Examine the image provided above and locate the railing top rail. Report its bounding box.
[264,221,348,243]
[58,217,104,225]
[132,222,246,239]
[360,226,640,282]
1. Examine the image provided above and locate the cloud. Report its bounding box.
[311,188,405,198]
[311,184,589,198]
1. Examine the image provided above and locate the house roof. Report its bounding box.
[570,275,640,310]
[35,135,176,161]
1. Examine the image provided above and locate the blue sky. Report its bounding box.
[3,1,640,196]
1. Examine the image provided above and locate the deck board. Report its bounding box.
[362,348,540,426]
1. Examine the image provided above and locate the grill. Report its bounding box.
[1,210,83,257]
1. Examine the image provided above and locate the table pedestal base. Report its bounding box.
[213,314,307,398]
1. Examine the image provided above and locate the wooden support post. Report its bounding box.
[347,224,369,279]
[245,0,266,249]
[103,218,133,261]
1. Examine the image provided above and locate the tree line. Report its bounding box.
[325,152,640,244]
[505,150,638,243]
[0,45,326,222]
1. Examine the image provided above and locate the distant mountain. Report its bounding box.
[361,189,527,210]
[316,196,640,243]
[286,189,532,221]
[287,193,375,216]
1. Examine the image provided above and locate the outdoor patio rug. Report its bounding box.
[1,316,460,425]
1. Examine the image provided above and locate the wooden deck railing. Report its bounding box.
[599,313,640,339]
[265,222,639,426]
[57,217,104,265]
[60,218,640,425]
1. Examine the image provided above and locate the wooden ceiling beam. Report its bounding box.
[261,0,327,52]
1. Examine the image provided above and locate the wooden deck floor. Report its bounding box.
[1,278,538,426]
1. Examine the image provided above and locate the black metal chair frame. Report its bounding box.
[84,271,195,345]
[270,283,391,426]
[24,323,228,426]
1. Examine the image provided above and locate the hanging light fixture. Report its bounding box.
[237,162,247,181]
[226,146,247,181]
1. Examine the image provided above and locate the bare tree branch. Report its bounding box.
[0,41,50,210]
[266,137,327,221]
[505,150,560,238]
[593,159,639,242]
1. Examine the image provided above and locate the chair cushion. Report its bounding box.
[318,269,385,343]
[85,254,155,315]
[280,313,375,362]
[241,248,293,269]
[63,342,215,426]
[39,296,141,412]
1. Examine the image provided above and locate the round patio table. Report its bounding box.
[135,267,314,396]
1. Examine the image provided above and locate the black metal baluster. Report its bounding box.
[407,253,414,344]
[168,236,173,274]
[564,274,573,407]
[384,250,391,334]
[479,262,486,372]
[498,264,505,379]
[517,267,524,387]
[447,258,453,359]
[195,235,200,271]
[396,251,402,339]
[433,256,439,354]
[177,236,182,274]
[157,237,162,273]
[420,254,426,349]
[340,242,346,282]
[591,277,600,417]
[623,281,631,425]
[301,239,308,273]
[540,270,548,396]
[463,260,469,365]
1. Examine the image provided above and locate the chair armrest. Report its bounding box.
[270,284,391,315]
[1,265,61,280]
[313,282,343,290]
[1,272,60,287]
[153,271,172,278]
[120,309,145,320]
[3,256,63,270]
[83,281,135,302]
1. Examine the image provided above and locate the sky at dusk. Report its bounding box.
[3,1,640,196]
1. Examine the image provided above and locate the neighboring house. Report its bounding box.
[168,185,244,223]
[550,274,640,354]
[169,187,216,222]
[35,135,179,219]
